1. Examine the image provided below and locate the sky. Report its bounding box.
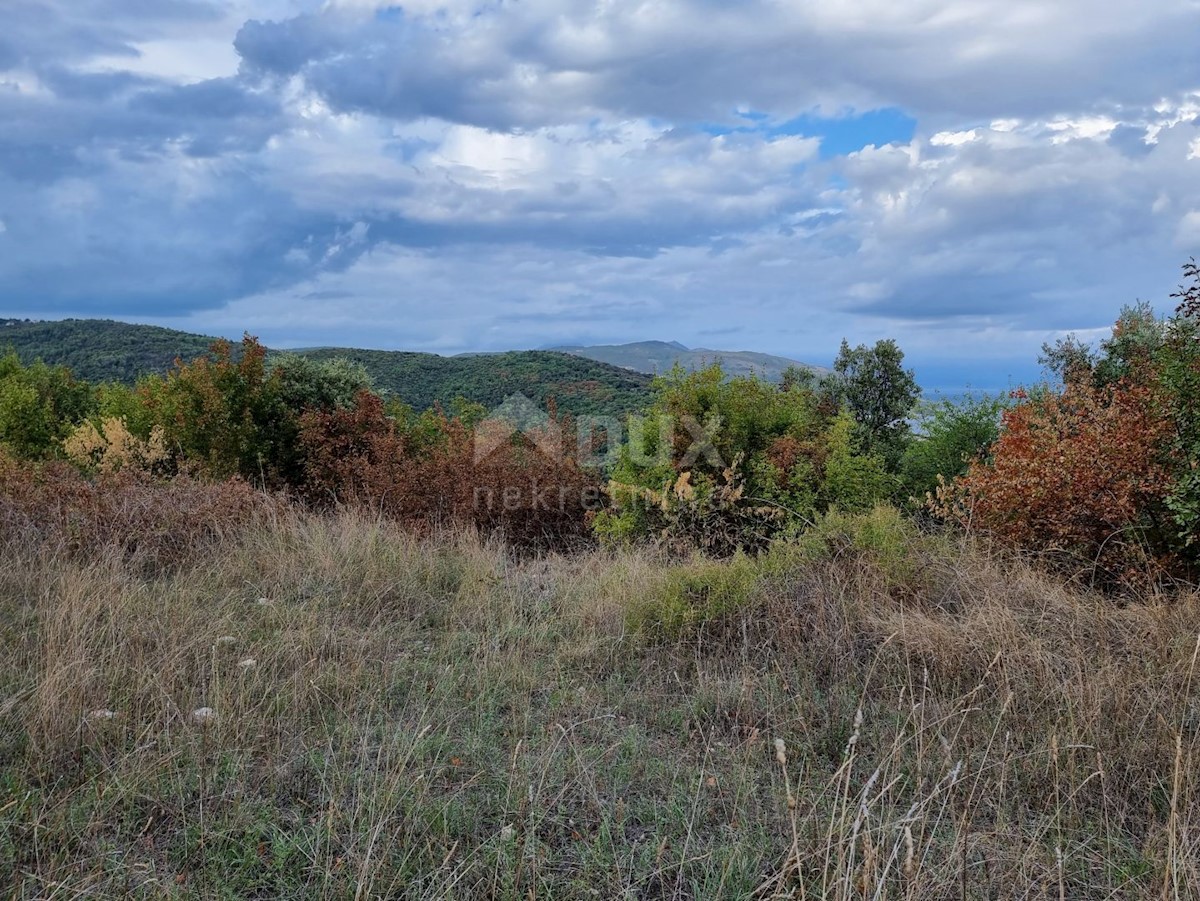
[2,0,1200,392]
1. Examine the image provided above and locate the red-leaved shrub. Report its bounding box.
[935,381,1177,584]
[298,392,600,549]
[0,450,279,569]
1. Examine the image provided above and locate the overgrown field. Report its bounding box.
[2,508,1198,898]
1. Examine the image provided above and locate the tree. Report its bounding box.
[0,352,94,459]
[935,380,1175,583]
[939,262,1200,582]
[138,336,276,481]
[829,338,920,468]
[1171,257,1200,320]
[1038,334,1096,386]
[594,363,899,552]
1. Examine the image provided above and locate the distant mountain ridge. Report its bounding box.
[2,319,830,421]
[550,340,829,383]
[0,318,651,421]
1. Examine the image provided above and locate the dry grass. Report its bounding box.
[0,505,1197,898]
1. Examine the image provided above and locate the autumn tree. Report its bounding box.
[940,262,1200,583]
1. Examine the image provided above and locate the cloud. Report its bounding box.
[233,0,1200,129]
[3,0,1200,391]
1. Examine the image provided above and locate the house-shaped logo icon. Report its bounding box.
[473,393,564,463]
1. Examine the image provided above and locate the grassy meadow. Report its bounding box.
[2,508,1198,898]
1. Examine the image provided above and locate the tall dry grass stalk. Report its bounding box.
[0,507,1197,898]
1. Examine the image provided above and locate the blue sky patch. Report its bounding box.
[704,107,916,159]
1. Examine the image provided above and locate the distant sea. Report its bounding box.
[921,388,1009,406]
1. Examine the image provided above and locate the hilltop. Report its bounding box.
[1,318,222,384]
[550,339,830,382]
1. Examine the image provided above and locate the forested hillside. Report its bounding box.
[0,319,652,420]
[1,318,221,384]
[297,347,652,419]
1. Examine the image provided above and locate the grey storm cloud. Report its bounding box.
[2,0,224,68]
[232,1,1200,130]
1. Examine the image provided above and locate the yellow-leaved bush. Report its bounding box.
[63,417,169,474]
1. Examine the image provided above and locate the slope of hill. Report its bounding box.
[1,318,652,420]
[1,318,222,384]
[550,340,829,382]
[297,347,651,420]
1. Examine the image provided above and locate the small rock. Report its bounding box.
[215,635,238,647]
[87,709,117,722]
[500,824,515,841]
[256,597,272,607]
[237,657,257,670]
[190,707,217,727]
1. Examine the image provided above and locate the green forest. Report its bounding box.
[0,318,652,421]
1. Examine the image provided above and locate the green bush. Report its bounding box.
[820,410,893,513]
[900,393,1007,504]
[598,364,914,553]
[628,552,762,638]
[0,352,94,459]
[791,505,930,591]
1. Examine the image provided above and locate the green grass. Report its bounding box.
[1,509,1198,898]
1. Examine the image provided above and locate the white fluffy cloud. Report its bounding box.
[3,0,1200,389]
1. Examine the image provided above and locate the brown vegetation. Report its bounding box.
[1,506,1197,897]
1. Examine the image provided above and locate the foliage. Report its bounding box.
[596,366,822,552]
[944,263,1200,584]
[1038,333,1096,386]
[598,459,786,557]
[1093,302,1166,387]
[1040,303,1168,389]
[3,318,653,420]
[819,410,893,513]
[936,380,1176,583]
[787,504,927,591]
[297,391,600,549]
[265,347,653,421]
[1172,257,1200,319]
[0,352,94,459]
[827,338,920,467]
[1,318,223,384]
[135,337,369,488]
[269,353,373,413]
[137,336,280,482]
[1156,307,1200,551]
[899,393,1007,503]
[62,417,169,474]
[0,449,276,570]
[596,365,902,553]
